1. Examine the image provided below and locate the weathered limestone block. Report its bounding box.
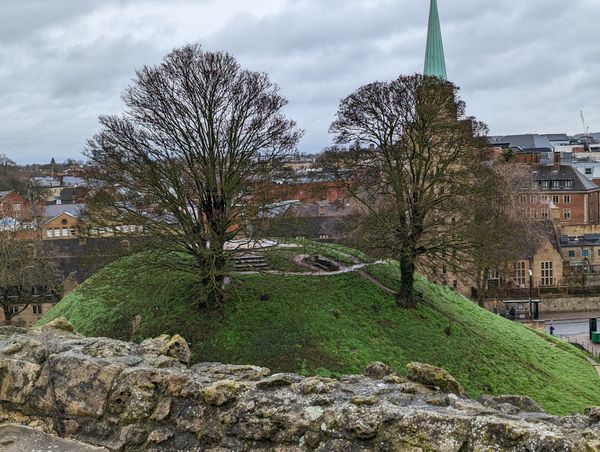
[0,359,41,404]
[479,394,546,414]
[0,322,599,451]
[49,354,124,417]
[363,361,396,380]
[406,361,466,396]
[40,317,79,335]
[202,379,250,406]
[140,334,191,365]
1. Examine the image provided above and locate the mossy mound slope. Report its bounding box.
[39,251,600,415]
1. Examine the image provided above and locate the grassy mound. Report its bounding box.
[38,249,600,415]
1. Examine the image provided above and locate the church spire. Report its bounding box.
[424,0,447,80]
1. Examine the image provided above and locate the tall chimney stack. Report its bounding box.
[553,152,561,169]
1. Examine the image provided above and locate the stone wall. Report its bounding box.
[485,296,600,317]
[2,319,600,451]
[538,296,600,315]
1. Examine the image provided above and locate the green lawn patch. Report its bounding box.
[38,251,600,415]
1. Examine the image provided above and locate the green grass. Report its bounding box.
[38,253,600,415]
[262,249,308,272]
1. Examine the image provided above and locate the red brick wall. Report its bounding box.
[0,192,28,219]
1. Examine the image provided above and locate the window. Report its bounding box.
[565,180,573,188]
[541,195,549,203]
[70,227,76,236]
[540,261,554,286]
[46,229,52,238]
[530,208,537,219]
[9,306,20,315]
[529,195,537,203]
[542,180,550,188]
[61,227,68,237]
[583,249,590,257]
[53,228,60,237]
[568,250,576,258]
[552,181,560,188]
[513,262,526,286]
[586,168,593,175]
[519,194,527,203]
[552,195,560,204]
[452,280,458,289]
[563,195,571,204]
[541,208,550,219]
[32,305,42,315]
[487,270,500,288]
[563,209,572,220]
[318,234,330,239]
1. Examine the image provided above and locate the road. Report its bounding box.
[540,312,600,336]
[546,319,590,336]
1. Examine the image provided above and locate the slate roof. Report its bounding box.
[44,203,86,220]
[488,134,553,151]
[543,134,571,142]
[533,165,599,192]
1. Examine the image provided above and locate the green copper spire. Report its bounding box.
[424,0,447,80]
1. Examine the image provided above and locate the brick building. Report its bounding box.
[522,163,600,225]
[0,191,29,220]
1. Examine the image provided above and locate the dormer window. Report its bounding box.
[565,180,572,188]
[542,180,550,188]
[552,181,560,188]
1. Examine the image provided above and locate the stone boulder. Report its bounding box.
[406,361,466,397]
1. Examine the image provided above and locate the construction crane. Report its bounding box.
[581,110,591,137]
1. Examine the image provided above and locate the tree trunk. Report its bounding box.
[198,239,227,309]
[2,305,11,326]
[397,255,417,308]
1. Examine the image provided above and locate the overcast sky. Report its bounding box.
[2,0,600,163]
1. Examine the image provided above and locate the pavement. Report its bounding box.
[539,312,600,336]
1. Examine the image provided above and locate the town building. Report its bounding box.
[521,161,600,225]
[42,204,85,240]
[0,191,29,220]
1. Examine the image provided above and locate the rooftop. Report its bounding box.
[533,165,599,192]
[488,134,553,151]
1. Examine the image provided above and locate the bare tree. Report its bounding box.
[449,162,544,303]
[323,74,488,307]
[0,230,62,325]
[84,44,302,308]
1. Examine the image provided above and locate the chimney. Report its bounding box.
[553,152,561,169]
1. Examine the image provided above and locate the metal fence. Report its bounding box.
[561,335,600,360]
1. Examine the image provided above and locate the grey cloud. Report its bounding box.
[1,0,600,162]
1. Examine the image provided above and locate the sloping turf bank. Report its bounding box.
[38,251,600,415]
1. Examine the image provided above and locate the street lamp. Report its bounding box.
[528,267,533,321]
